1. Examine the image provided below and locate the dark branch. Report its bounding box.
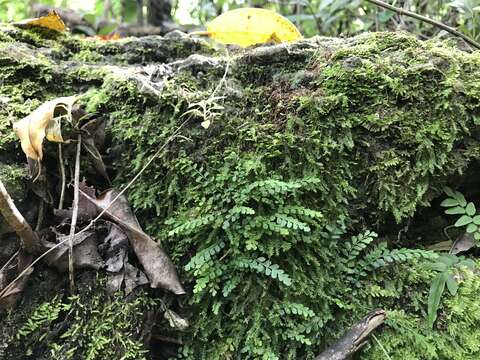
[365,0,480,50]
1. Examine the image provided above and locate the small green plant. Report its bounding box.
[441,187,480,241]
[427,254,475,329]
[340,230,437,284]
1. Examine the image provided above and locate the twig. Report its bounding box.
[0,249,19,275]
[58,143,66,210]
[0,179,41,254]
[365,0,480,50]
[67,134,82,293]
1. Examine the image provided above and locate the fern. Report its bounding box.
[340,231,438,283]
[234,257,292,286]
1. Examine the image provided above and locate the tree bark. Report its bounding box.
[147,0,172,26]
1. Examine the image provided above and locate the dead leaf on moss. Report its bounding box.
[13,10,67,32]
[164,309,189,330]
[450,232,475,255]
[96,33,122,41]
[13,96,77,161]
[89,189,185,295]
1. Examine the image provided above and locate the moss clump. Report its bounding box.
[0,163,25,196]
[363,264,480,360]
[0,274,156,360]
[78,32,480,358]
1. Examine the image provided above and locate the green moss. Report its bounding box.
[87,32,480,358]
[0,275,156,360]
[0,164,25,197]
[3,27,480,359]
[363,264,480,360]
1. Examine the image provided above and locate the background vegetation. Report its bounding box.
[1,0,480,42]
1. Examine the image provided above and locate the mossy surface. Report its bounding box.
[0,272,156,360]
[2,27,480,359]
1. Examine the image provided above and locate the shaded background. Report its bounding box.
[1,0,480,41]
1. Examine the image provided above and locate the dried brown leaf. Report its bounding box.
[93,189,185,294]
[13,96,77,161]
[450,232,475,255]
[13,10,67,32]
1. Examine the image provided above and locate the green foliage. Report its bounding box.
[84,31,480,358]
[3,280,157,360]
[340,231,438,283]
[441,187,480,241]
[4,28,480,359]
[426,254,475,328]
[0,163,25,198]
[363,263,480,360]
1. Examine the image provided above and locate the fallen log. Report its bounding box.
[2,24,480,359]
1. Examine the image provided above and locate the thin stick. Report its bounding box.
[365,0,480,50]
[0,249,19,275]
[372,334,392,360]
[0,179,40,254]
[67,134,82,293]
[58,143,66,210]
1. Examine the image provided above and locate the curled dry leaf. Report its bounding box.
[164,309,189,330]
[91,189,185,295]
[13,10,67,32]
[450,232,475,255]
[13,96,77,161]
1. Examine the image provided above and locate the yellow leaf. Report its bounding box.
[198,8,302,47]
[13,96,77,161]
[13,10,67,32]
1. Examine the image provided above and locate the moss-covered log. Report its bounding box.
[2,25,480,359]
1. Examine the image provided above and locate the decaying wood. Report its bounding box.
[0,179,41,254]
[315,309,387,360]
